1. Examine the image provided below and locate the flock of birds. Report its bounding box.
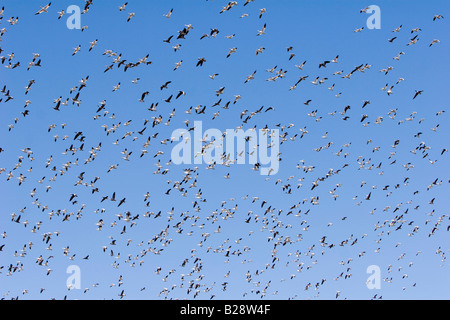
[0,1,449,300]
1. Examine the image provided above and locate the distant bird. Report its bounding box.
[127,12,135,22]
[413,90,423,99]
[429,39,440,47]
[196,57,206,67]
[119,2,128,11]
[257,23,267,36]
[164,8,173,18]
[72,45,81,56]
[35,3,51,15]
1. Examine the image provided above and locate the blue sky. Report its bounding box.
[0,0,449,300]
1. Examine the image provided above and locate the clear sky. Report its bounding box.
[0,0,449,300]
